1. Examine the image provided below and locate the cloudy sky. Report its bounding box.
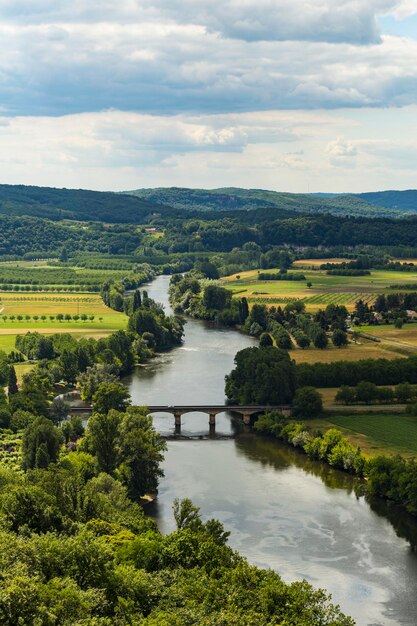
[0,0,416,192]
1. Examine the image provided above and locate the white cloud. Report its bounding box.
[0,107,414,192]
[0,0,415,192]
[388,0,417,18]
[0,21,416,116]
[1,0,412,43]
[327,138,358,167]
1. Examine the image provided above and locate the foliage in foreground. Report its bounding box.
[0,456,354,625]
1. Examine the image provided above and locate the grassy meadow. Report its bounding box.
[290,341,406,364]
[310,412,417,458]
[358,323,417,348]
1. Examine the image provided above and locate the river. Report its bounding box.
[126,275,417,625]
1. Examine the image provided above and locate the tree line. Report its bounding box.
[254,411,417,520]
[296,355,417,388]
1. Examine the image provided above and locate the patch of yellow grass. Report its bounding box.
[14,362,35,383]
[291,343,405,364]
[359,324,417,347]
[292,258,350,268]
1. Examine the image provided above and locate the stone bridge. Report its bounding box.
[68,403,292,432]
[146,405,292,427]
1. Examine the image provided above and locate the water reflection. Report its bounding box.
[235,434,359,494]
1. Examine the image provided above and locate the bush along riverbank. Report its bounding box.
[254,412,417,518]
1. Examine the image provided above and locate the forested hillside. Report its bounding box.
[4,205,417,258]
[0,184,177,223]
[358,189,417,213]
[125,186,401,217]
[0,184,415,226]
[0,215,142,256]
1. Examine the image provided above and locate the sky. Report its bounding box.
[0,0,416,193]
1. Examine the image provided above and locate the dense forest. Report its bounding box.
[1,185,417,261]
[126,186,412,218]
[0,184,176,223]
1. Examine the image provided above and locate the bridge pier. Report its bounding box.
[208,413,216,437]
[242,413,251,425]
[174,411,182,433]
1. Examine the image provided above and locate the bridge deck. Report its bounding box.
[68,404,291,414]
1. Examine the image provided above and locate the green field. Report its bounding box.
[0,291,127,353]
[223,267,417,311]
[312,413,417,457]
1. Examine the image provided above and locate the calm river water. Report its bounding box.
[126,275,417,625]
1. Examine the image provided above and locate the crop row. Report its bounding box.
[0,296,99,303]
[303,292,376,305]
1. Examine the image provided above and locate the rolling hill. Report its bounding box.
[124,187,404,218]
[357,190,417,213]
[0,184,175,223]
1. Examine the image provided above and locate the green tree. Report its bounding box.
[49,398,70,424]
[248,304,267,331]
[335,386,356,405]
[313,330,328,349]
[332,329,348,348]
[22,416,63,470]
[203,285,231,311]
[92,382,131,415]
[259,332,273,347]
[294,331,311,349]
[8,365,18,396]
[0,351,10,386]
[198,261,220,280]
[225,347,297,405]
[117,407,166,499]
[396,382,414,403]
[132,288,142,312]
[84,409,122,474]
[1,485,63,533]
[355,381,378,404]
[78,364,118,403]
[293,387,323,418]
[173,498,203,531]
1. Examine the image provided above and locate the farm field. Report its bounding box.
[222,267,417,311]
[310,412,417,458]
[358,324,417,347]
[293,258,350,268]
[290,342,406,364]
[0,291,127,353]
[0,260,53,267]
[0,264,135,288]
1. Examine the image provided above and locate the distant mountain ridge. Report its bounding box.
[0,184,173,223]
[357,190,417,213]
[125,186,417,218]
[0,183,414,223]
